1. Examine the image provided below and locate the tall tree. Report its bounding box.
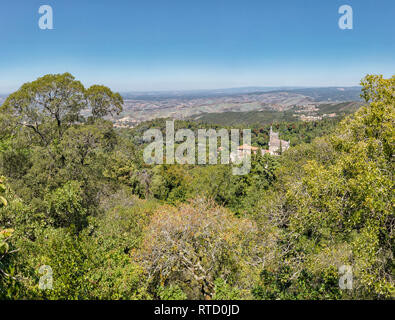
[86,85,123,119]
[2,73,123,144]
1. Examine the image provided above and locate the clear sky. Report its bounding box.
[0,0,394,93]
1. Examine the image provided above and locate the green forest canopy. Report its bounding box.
[0,73,393,300]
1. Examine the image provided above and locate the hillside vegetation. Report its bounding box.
[0,74,393,300]
[189,101,362,126]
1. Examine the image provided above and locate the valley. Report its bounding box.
[111,87,363,127]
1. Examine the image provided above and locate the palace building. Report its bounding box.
[268,126,290,155]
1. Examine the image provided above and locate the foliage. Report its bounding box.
[0,73,393,300]
[157,285,187,300]
[256,74,394,299]
[139,199,259,299]
[45,181,87,229]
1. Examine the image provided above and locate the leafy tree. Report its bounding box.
[139,199,259,299]
[252,267,342,300]
[85,85,123,119]
[212,278,242,300]
[2,73,85,144]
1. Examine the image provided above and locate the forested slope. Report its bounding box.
[0,74,393,300]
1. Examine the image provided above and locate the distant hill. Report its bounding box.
[278,87,363,102]
[188,101,363,126]
[0,87,364,127]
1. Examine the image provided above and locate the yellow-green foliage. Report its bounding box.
[259,75,394,299]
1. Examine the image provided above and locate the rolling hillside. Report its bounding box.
[188,101,363,126]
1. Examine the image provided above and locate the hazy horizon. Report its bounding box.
[0,77,370,95]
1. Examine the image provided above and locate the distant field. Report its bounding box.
[280,87,363,102]
[190,110,296,126]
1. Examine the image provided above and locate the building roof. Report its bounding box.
[237,144,259,151]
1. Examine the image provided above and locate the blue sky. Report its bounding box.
[0,0,394,93]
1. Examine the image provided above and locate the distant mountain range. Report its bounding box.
[279,87,363,102]
[113,86,364,127]
[0,86,364,127]
[188,101,364,126]
[120,86,362,101]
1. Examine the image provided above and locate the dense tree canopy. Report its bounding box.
[0,74,393,300]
